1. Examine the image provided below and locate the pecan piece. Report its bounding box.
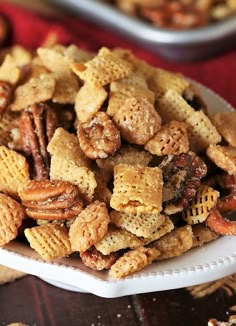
[20,102,58,180]
[77,111,121,159]
[19,180,83,220]
[159,151,207,214]
[0,81,12,115]
[80,247,119,271]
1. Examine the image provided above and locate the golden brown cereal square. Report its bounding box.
[69,201,110,252]
[157,89,195,124]
[72,47,133,87]
[145,120,189,156]
[96,144,152,173]
[152,225,193,260]
[93,172,112,207]
[94,226,142,255]
[65,44,94,63]
[110,210,165,238]
[0,193,24,246]
[148,68,190,100]
[113,97,161,145]
[0,54,21,85]
[110,71,148,91]
[182,185,219,224]
[206,145,236,175]
[37,47,79,104]
[75,83,107,123]
[0,146,30,197]
[110,164,163,213]
[141,215,174,244]
[47,127,91,168]
[109,246,160,279]
[10,74,56,111]
[24,224,72,261]
[211,111,236,147]
[186,111,221,152]
[192,224,219,248]
[50,157,97,204]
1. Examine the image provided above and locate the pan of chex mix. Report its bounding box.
[0,44,235,297]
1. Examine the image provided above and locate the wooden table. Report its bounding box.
[1,274,236,326]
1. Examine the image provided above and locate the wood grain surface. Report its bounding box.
[1,275,236,326]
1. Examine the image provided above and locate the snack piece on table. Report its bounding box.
[152,225,193,260]
[211,111,236,147]
[206,145,236,175]
[0,193,25,246]
[0,145,30,197]
[145,120,189,156]
[113,97,161,145]
[77,111,121,159]
[94,226,143,255]
[182,185,219,224]
[69,201,109,252]
[24,224,72,261]
[109,246,160,279]
[110,210,165,238]
[19,180,83,220]
[110,164,163,213]
[72,47,133,87]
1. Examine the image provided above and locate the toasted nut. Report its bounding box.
[80,247,119,270]
[19,180,83,220]
[77,111,121,159]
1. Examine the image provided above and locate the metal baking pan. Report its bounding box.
[49,0,236,61]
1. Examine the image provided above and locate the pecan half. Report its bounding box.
[20,102,58,180]
[159,151,207,214]
[77,111,121,159]
[19,180,83,220]
[0,81,12,115]
[80,247,119,271]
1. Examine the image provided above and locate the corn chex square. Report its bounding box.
[110,164,163,214]
[24,224,72,261]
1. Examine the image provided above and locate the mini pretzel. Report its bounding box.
[206,208,236,236]
[217,174,236,213]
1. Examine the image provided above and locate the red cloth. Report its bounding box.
[0,2,235,107]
